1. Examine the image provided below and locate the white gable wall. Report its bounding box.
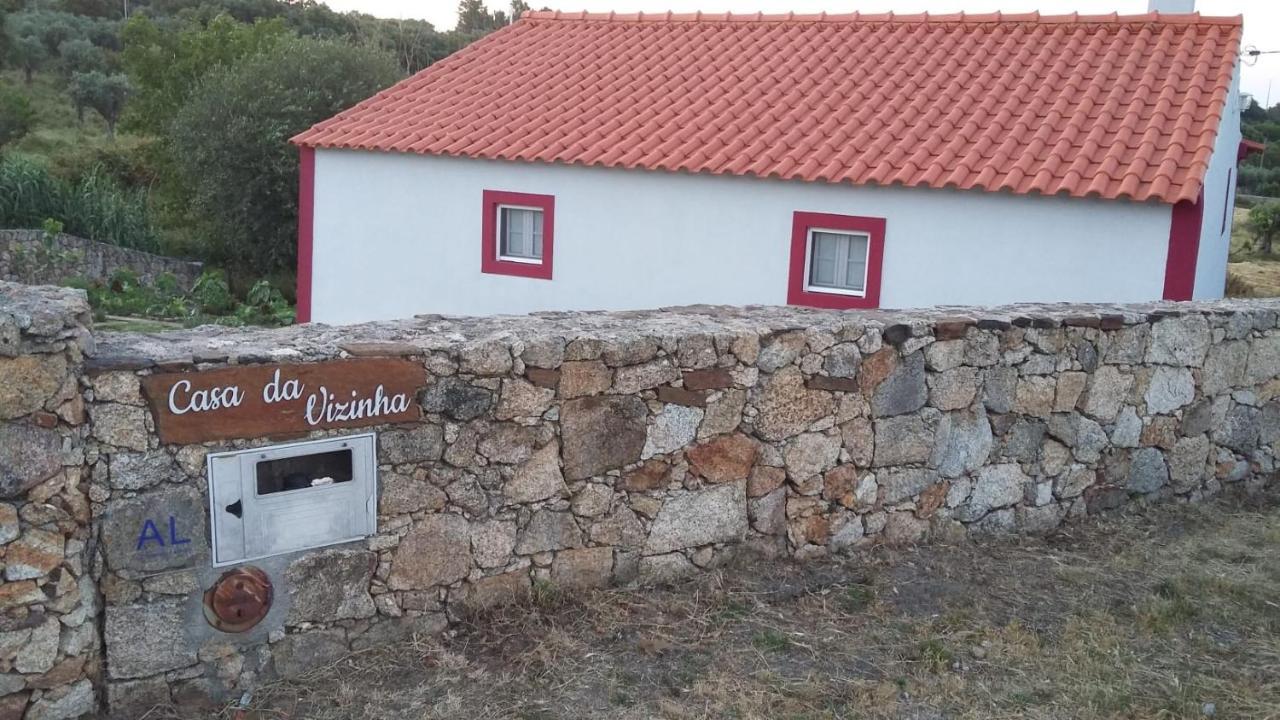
[1193,57,1242,300]
[310,150,1174,324]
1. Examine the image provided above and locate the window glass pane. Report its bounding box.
[500,207,543,259]
[809,232,839,287]
[843,235,868,291]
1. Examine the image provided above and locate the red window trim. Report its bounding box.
[481,190,554,280]
[296,146,315,324]
[786,211,885,310]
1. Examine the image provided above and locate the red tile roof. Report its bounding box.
[293,11,1242,205]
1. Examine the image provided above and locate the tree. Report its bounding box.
[69,70,130,136]
[510,0,531,17]
[456,0,513,33]
[1247,202,1280,256]
[167,37,400,275]
[1242,96,1267,124]
[120,13,286,134]
[58,37,105,75]
[9,34,46,84]
[0,83,34,148]
[351,14,459,74]
[456,0,491,33]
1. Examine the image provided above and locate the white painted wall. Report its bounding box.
[310,150,1173,324]
[1193,58,1242,300]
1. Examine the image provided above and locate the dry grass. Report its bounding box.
[1229,206,1280,298]
[193,490,1280,720]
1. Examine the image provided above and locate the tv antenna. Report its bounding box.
[1244,45,1280,66]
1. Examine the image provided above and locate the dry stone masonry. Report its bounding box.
[0,284,98,720]
[1,279,1279,718]
[0,231,202,290]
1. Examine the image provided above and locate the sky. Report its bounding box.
[319,0,1280,104]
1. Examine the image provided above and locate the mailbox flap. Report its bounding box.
[206,433,378,567]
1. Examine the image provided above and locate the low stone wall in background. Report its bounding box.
[0,284,99,720]
[0,230,203,290]
[3,280,1280,718]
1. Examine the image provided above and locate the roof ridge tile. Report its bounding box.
[521,10,1242,26]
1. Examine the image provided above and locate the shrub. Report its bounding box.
[0,83,34,148]
[167,36,400,276]
[0,155,161,251]
[72,268,294,327]
[1246,201,1280,256]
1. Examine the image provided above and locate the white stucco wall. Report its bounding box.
[1193,58,1242,300]
[310,150,1174,324]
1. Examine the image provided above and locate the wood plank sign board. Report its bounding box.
[141,359,427,444]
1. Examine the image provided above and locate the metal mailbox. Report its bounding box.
[207,433,378,566]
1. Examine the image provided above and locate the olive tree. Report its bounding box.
[57,37,105,76]
[9,34,46,84]
[69,70,130,136]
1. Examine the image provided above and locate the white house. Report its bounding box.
[292,8,1252,324]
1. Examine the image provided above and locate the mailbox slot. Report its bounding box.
[207,433,377,567]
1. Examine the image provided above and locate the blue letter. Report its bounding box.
[168,516,191,546]
[136,519,165,550]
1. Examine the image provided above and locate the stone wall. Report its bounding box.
[0,284,98,720]
[5,279,1280,718]
[0,230,203,290]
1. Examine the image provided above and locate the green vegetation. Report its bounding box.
[168,37,399,275]
[0,80,32,145]
[1245,200,1279,256]
[0,0,527,326]
[67,68,128,136]
[0,154,157,249]
[72,268,295,326]
[1240,97,1280,198]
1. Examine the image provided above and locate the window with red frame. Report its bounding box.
[786,211,885,309]
[481,190,555,280]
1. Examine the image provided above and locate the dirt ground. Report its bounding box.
[156,488,1280,720]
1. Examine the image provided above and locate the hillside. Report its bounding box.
[0,0,527,324]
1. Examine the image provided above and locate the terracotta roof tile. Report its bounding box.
[292,11,1242,204]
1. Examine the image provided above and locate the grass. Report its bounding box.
[1,69,146,176]
[143,487,1280,720]
[1228,205,1280,298]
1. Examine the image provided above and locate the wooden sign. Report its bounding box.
[141,359,427,444]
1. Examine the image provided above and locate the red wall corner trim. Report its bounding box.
[1238,139,1264,162]
[480,189,555,280]
[1162,189,1204,302]
[296,146,316,324]
[786,211,885,310]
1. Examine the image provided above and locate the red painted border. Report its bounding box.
[1162,189,1204,301]
[296,146,315,324]
[481,190,554,280]
[1221,168,1233,235]
[786,211,885,310]
[1238,139,1264,162]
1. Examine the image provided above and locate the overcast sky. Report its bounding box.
[319,0,1279,104]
